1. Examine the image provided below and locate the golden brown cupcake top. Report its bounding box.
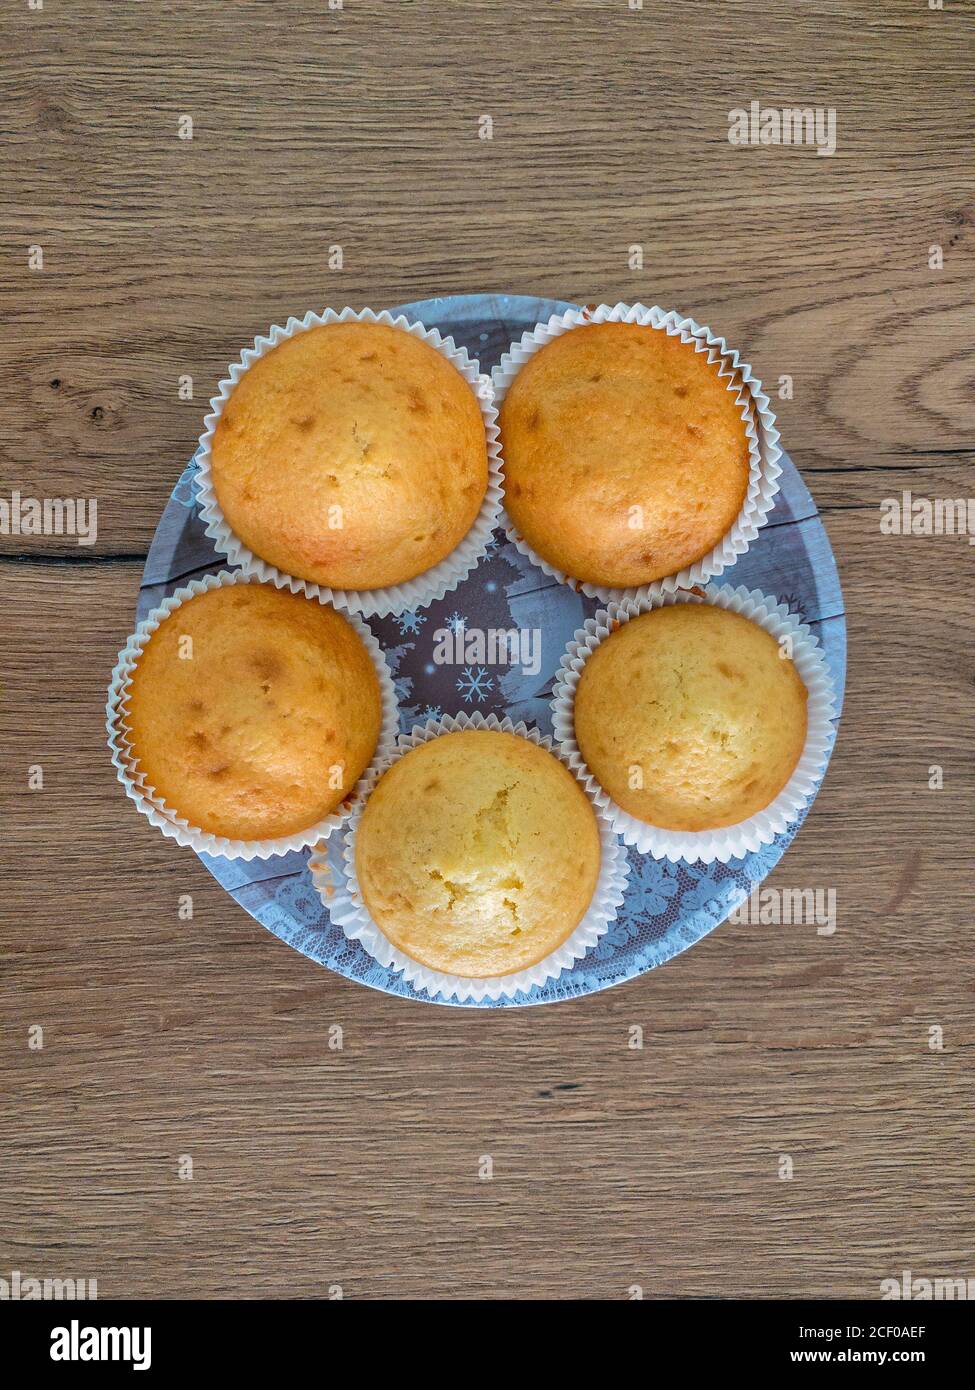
[500,322,750,586]
[211,321,489,590]
[573,604,808,830]
[355,730,601,978]
[126,583,382,840]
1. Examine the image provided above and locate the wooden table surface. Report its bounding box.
[2,0,973,1301]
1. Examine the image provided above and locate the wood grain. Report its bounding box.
[1,0,973,1300]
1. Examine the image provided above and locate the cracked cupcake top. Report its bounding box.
[354,729,600,978]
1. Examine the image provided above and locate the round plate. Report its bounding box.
[138,294,846,1007]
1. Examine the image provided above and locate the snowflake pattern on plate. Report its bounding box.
[456,665,494,702]
[395,610,426,637]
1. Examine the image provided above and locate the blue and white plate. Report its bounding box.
[138,294,846,1007]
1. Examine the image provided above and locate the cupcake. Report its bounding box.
[572,603,808,831]
[354,729,601,978]
[209,320,489,590]
[124,582,382,841]
[499,321,751,587]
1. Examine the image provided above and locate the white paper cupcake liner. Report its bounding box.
[551,584,838,865]
[492,302,782,600]
[105,570,399,861]
[194,306,503,619]
[315,709,631,1003]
